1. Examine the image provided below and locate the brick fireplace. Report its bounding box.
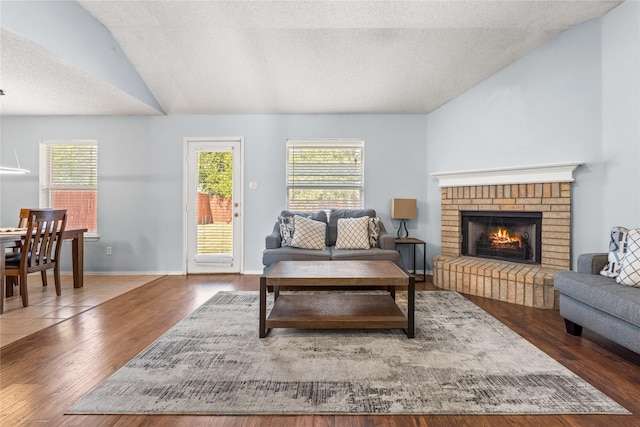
[432,163,581,309]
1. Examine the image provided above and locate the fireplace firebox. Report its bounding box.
[461,211,542,264]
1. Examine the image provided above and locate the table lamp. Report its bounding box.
[391,198,417,238]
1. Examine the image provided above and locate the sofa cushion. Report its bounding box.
[578,253,609,274]
[328,209,376,246]
[554,270,640,327]
[262,247,331,266]
[600,226,629,278]
[335,217,370,249]
[279,210,328,223]
[330,247,403,266]
[617,228,640,287]
[290,215,327,250]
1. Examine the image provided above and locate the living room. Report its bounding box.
[1,0,639,425]
[1,1,638,276]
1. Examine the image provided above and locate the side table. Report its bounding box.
[395,237,426,282]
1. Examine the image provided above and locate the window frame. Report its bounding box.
[39,139,98,239]
[286,139,365,212]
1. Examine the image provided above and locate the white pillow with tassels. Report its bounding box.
[290,215,326,250]
[335,216,370,250]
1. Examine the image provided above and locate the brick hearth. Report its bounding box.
[433,181,573,309]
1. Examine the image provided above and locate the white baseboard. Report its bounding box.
[57,271,184,276]
[56,268,423,277]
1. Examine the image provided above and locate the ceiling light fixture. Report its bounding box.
[0,90,31,174]
[0,150,30,175]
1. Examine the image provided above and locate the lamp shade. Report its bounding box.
[391,198,417,219]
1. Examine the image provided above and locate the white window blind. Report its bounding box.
[286,139,364,211]
[39,140,98,234]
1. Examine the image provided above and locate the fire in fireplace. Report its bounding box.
[461,211,542,264]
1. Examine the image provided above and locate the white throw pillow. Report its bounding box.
[616,228,640,287]
[335,216,370,250]
[290,215,326,250]
[600,226,629,278]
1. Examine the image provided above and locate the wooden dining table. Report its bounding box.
[0,228,88,314]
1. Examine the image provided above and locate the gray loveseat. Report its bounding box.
[554,253,640,354]
[262,208,405,272]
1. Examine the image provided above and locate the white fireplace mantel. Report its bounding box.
[431,161,583,188]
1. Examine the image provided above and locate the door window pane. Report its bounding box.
[196,151,233,256]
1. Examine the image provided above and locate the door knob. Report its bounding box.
[234,213,239,217]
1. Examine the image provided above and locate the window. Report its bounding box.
[40,140,98,235]
[286,139,364,211]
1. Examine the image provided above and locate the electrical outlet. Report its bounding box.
[106,246,112,255]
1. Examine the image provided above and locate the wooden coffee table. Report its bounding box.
[259,260,415,338]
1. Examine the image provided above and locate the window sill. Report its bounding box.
[84,233,99,242]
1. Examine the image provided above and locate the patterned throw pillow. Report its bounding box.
[335,216,370,250]
[278,215,295,247]
[600,226,629,277]
[368,217,381,248]
[616,228,640,287]
[290,215,326,250]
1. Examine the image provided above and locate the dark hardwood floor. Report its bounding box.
[1,274,639,427]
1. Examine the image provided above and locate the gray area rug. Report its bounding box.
[68,291,629,415]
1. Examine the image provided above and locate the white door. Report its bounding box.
[185,138,243,274]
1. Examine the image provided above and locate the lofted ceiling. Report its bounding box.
[0,0,623,116]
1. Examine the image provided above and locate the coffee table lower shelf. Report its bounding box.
[265,293,409,331]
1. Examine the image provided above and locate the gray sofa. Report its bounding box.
[262,208,405,272]
[554,253,640,354]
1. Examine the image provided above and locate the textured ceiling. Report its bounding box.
[0,0,624,115]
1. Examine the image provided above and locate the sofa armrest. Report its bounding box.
[265,222,282,249]
[577,253,608,275]
[378,222,396,250]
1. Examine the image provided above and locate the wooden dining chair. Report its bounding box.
[6,208,31,252]
[3,209,68,308]
[15,208,51,287]
[5,208,30,251]
[5,209,37,293]
[17,208,30,228]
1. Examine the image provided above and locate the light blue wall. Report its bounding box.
[0,115,428,273]
[426,0,640,269]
